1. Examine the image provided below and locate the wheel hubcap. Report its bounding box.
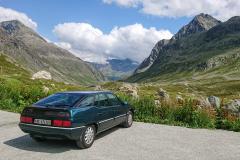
[128,113,133,126]
[84,127,94,145]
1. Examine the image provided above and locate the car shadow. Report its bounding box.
[4,126,121,153]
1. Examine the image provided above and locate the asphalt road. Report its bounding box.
[0,110,240,160]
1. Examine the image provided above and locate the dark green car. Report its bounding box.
[19,91,134,149]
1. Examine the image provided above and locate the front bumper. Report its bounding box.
[19,123,85,140]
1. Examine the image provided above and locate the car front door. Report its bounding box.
[95,93,115,132]
[106,93,127,125]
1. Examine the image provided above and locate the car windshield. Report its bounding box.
[35,93,85,107]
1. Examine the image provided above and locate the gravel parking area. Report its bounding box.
[0,110,240,160]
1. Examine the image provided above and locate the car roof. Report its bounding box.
[58,90,113,95]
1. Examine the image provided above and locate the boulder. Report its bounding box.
[207,96,221,108]
[224,99,240,113]
[192,97,211,108]
[157,88,169,99]
[42,86,49,94]
[119,83,139,99]
[154,100,160,106]
[176,95,184,104]
[94,85,102,91]
[32,70,52,80]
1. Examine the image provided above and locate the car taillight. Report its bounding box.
[62,121,71,127]
[20,116,33,123]
[53,120,71,128]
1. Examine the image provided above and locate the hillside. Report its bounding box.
[0,20,104,84]
[127,14,240,84]
[90,58,139,80]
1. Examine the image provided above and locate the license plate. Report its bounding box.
[34,119,51,125]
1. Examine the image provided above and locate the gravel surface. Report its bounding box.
[0,110,240,160]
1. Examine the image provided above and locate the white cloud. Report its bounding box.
[53,23,172,64]
[0,6,37,30]
[103,0,240,21]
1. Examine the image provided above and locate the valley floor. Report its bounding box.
[1,110,240,160]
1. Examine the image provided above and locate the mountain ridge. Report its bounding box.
[127,14,240,83]
[0,20,105,84]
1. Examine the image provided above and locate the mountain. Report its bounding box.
[173,13,221,40]
[127,14,240,83]
[134,39,169,74]
[90,58,139,80]
[134,13,221,74]
[0,20,104,84]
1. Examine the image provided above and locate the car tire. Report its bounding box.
[30,134,46,142]
[122,111,133,128]
[76,125,95,149]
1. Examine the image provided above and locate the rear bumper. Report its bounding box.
[19,123,85,140]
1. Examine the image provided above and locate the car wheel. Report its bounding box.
[30,134,46,142]
[123,111,133,128]
[76,125,95,149]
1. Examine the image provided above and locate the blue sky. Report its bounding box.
[0,0,239,63]
[0,0,191,41]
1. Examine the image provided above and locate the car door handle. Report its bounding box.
[98,113,103,115]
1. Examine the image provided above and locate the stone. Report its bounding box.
[154,100,160,106]
[157,88,169,99]
[42,86,49,94]
[32,70,52,80]
[176,95,184,104]
[193,97,211,108]
[207,96,221,108]
[94,85,102,91]
[224,99,240,113]
[119,83,139,99]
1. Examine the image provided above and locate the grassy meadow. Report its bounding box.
[0,54,240,132]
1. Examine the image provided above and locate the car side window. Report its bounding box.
[95,93,111,107]
[78,96,94,107]
[106,93,121,106]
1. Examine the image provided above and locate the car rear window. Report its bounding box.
[35,93,84,107]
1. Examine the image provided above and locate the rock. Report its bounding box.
[176,95,184,104]
[192,97,211,108]
[154,100,160,106]
[119,83,139,99]
[130,90,139,99]
[155,88,170,103]
[207,96,221,108]
[94,85,102,91]
[157,88,169,99]
[42,86,49,94]
[32,70,52,80]
[224,99,240,113]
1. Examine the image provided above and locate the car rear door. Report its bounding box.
[95,93,115,132]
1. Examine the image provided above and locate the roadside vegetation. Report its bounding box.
[115,92,240,131]
[0,54,239,132]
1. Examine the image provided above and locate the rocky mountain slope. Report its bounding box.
[90,58,139,80]
[128,14,240,83]
[0,20,104,84]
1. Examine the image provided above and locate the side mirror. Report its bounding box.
[123,101,128,105]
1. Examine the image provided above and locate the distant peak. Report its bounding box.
[194,13,212,19]
[174,13,221,39]
[193,13,220,24]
